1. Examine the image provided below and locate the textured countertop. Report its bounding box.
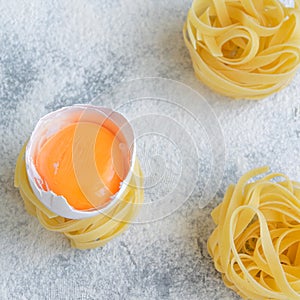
[1,1,300,299]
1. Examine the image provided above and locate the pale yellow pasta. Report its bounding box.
[184,0,300,99]
[14,144,144,250]
[208,167,300,299]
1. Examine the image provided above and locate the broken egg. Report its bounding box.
[25,104,136,219]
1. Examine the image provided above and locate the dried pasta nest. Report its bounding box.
[208,167,300,299]
[14,144,144,250]
[184,0,300,99]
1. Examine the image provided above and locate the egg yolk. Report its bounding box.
[35,122,129,210]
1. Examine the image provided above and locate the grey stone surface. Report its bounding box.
[0,0,300,299]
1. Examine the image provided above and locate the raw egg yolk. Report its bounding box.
[35,122,129,210]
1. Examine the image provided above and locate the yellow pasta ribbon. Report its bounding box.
[208,167,300,299]
[14,144,144,250]
[184,0,300,99]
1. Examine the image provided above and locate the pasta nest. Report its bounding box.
[208,167,300,299]
[184,0,300,99]
[14,144,144,250]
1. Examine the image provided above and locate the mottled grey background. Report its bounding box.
[0,0,300,299]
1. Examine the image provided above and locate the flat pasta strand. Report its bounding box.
[184,0,300,99]
[208,167,300,299]
[14,144,144,250]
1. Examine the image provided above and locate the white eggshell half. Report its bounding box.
[25,104,136,219]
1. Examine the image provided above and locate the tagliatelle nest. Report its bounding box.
[208,167,300,299]
[14,144,144,250]
[184,0,300,99]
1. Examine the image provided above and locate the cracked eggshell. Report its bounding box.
[25,104,136,219]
